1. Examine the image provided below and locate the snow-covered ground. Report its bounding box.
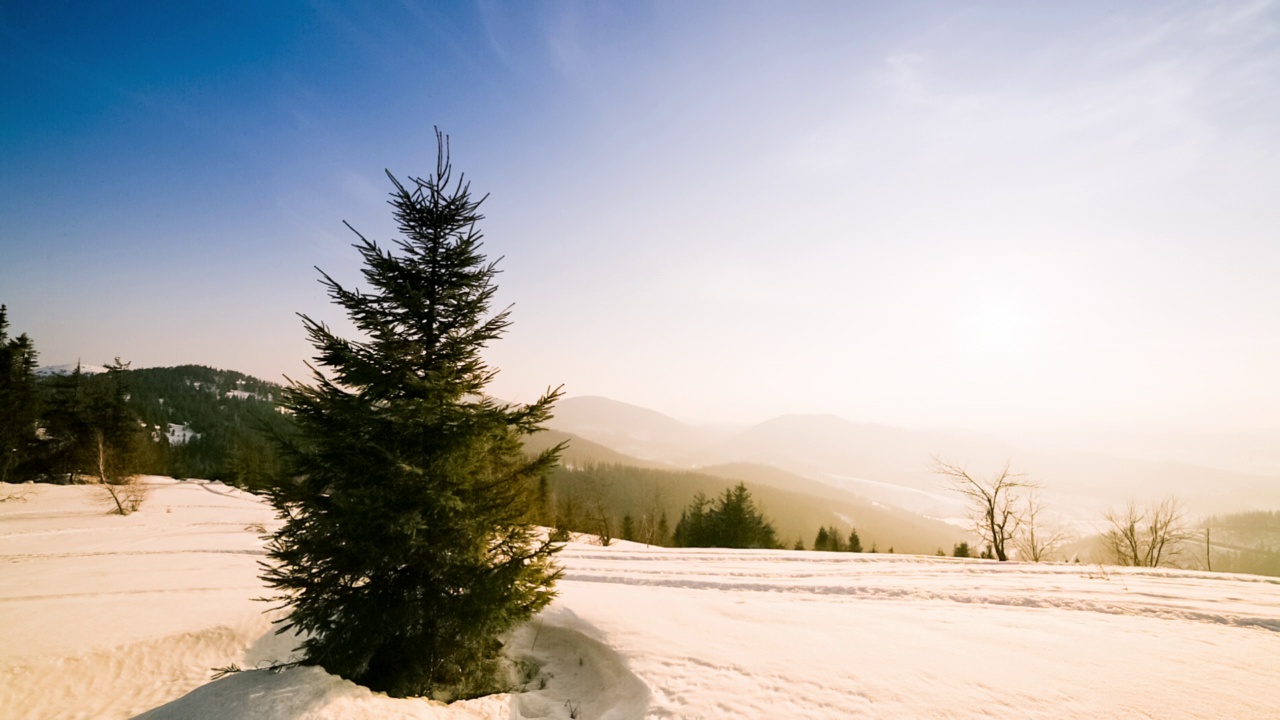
[2,478,1278,719]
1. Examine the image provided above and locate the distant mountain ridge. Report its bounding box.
[547,396,1280,521]
[36,363,111,376]
[526,428,967,553]
[546,395,733,465]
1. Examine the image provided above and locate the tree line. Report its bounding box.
[541,463,892,553]
[0,310,154,510]
[0,308,294,499]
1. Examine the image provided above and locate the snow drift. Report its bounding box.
[2,478,1278,719]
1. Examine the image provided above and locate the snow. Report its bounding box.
[2,478,1278,719]
[35,363,111,377]
[164,423,199,445]
[823,472,968,519]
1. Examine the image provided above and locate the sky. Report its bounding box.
[2,1,1279,434]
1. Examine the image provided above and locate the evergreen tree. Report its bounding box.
[261,133,563,700]
[673,483,778,549]
[847,527,862,553]
[86,360,143,479]
[814,526,830,551]
[41,364,93,483]
[34,359,147,501]
[0,306,40,483]
[673,492,712,547]
[85,360,147,513]
[813,525,849,552]
[621,512,636,542]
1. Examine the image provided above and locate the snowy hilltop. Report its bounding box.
[35,363,112,377]
[2,478,1278,719]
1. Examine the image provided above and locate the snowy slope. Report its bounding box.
[35,363,112,377]
[2,479,1278,719]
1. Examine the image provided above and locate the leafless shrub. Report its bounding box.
[94,430,146,515]
[1102,497,1193,568]
[1016,489,1071,562]
[636,483,669,546]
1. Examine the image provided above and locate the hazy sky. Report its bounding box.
[3,1,1278,433]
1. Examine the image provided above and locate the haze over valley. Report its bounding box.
[544,394,1280,523]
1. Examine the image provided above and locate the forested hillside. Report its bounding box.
[546,462,967,553]
[122,365,295,483]
[1205,510,1280,576]
[524,418,968,554]
[13,363,294,486]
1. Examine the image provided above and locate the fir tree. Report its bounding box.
[86,360,148,514]
[814,525,849,552]
[656,510,671,546]
[673,483,778,549]
[715,483,778,549]
[36,359,147,500]
[673,492,712,547]
[0,306,40,483]
[261,132,563,700]
[847,527,862,553]
[40,363,90,483]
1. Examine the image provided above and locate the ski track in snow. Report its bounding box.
[0,548,267,562]
[2,478,1279,719]
[559,548,1280,634]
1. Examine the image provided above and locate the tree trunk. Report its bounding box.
[96,431,126,516]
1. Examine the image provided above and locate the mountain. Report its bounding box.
[525,427,967,554]
[693,461,969,551]
[118,365,294,482]
[545,396,731,465]
[36,363,110,376]
[541,399,1280,522]
[524,428,674,470]
[716,413,968,490]
[719,413,1280,519]
[547,461,966,554]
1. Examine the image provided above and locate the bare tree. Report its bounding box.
[94,429,145,515]
[579,469,614,546]
[637,482,668,546]
[589,496,614,547]
[551,492,581,542]
[1102,497,1193,568]
[1015,489,1070,562]
[935,458,1033,561]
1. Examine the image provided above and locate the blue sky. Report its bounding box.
[3,1,1279,433]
